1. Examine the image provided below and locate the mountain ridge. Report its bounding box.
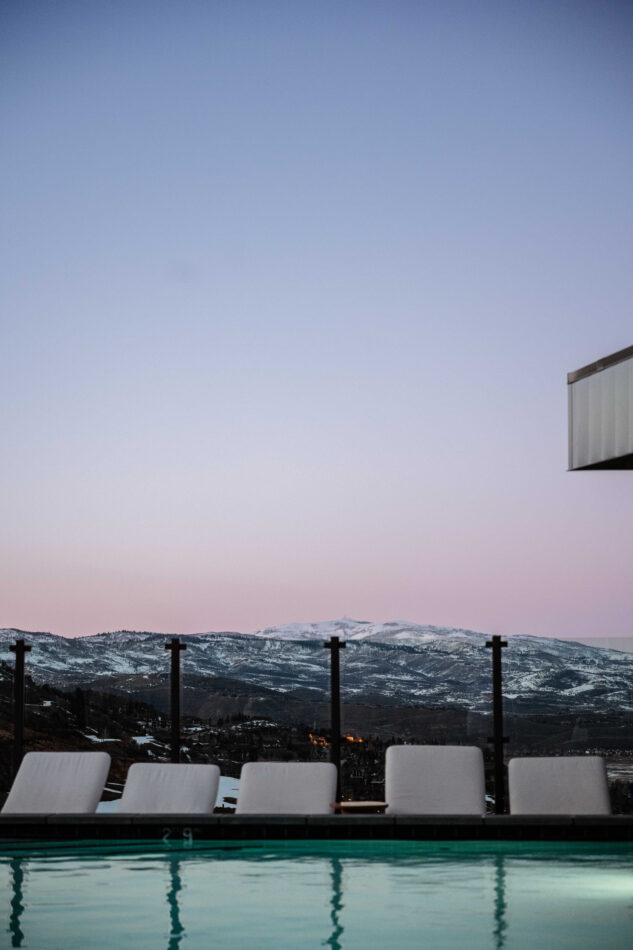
[1,618,621,650]
[2,621,632,716]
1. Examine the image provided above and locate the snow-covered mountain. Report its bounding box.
[249,619,488,644]
[1,620,632,714]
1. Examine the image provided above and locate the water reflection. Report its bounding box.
[493,854,507,949]
[166,855,184,950]
[163,850,345,950]
[9,857,25,948]
[5,845,512,950]
[323,857,344,950]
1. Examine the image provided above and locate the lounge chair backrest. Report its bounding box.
[235,762,337,814]
[1,751,111,815]
[118,763,221,815]
[385,745,486,815]
[508,756,611,815]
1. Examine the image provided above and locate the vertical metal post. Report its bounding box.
[165,637,186,763]
[486,634,508,814]
[324,636,346,801]
[10,639,31,779]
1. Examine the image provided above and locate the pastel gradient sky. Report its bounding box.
[2,1,633,639]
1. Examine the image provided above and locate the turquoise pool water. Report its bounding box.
[1,840,632,949]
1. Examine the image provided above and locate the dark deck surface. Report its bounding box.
[1,814,632,845]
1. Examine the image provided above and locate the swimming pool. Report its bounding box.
[2,840,632,949]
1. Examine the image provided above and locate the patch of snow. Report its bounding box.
[218,774,240,807]
[82,733,121,743]
[95,799,120,813]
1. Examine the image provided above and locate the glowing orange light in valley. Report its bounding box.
[309,733,363,745]
[308,733,329,747]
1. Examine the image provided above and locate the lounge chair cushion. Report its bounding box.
[236,762,337,814]
[386,745,486,815]
[508,756,611,815]
[1,751,110,815]
[118,763,220,814]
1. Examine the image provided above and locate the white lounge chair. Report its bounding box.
[508,756,611,815]
[385,745,486,815]
[117,763,220,815]
[235,762,337,815]
[1,751,111,815]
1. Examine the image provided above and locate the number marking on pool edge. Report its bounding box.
[162,827,194,846]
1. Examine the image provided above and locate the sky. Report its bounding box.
[1,0,633,640]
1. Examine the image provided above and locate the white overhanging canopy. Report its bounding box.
[568,345,633,470]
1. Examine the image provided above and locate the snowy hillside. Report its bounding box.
[2,621,633,714]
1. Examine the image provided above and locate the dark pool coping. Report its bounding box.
[1,814,633,844]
